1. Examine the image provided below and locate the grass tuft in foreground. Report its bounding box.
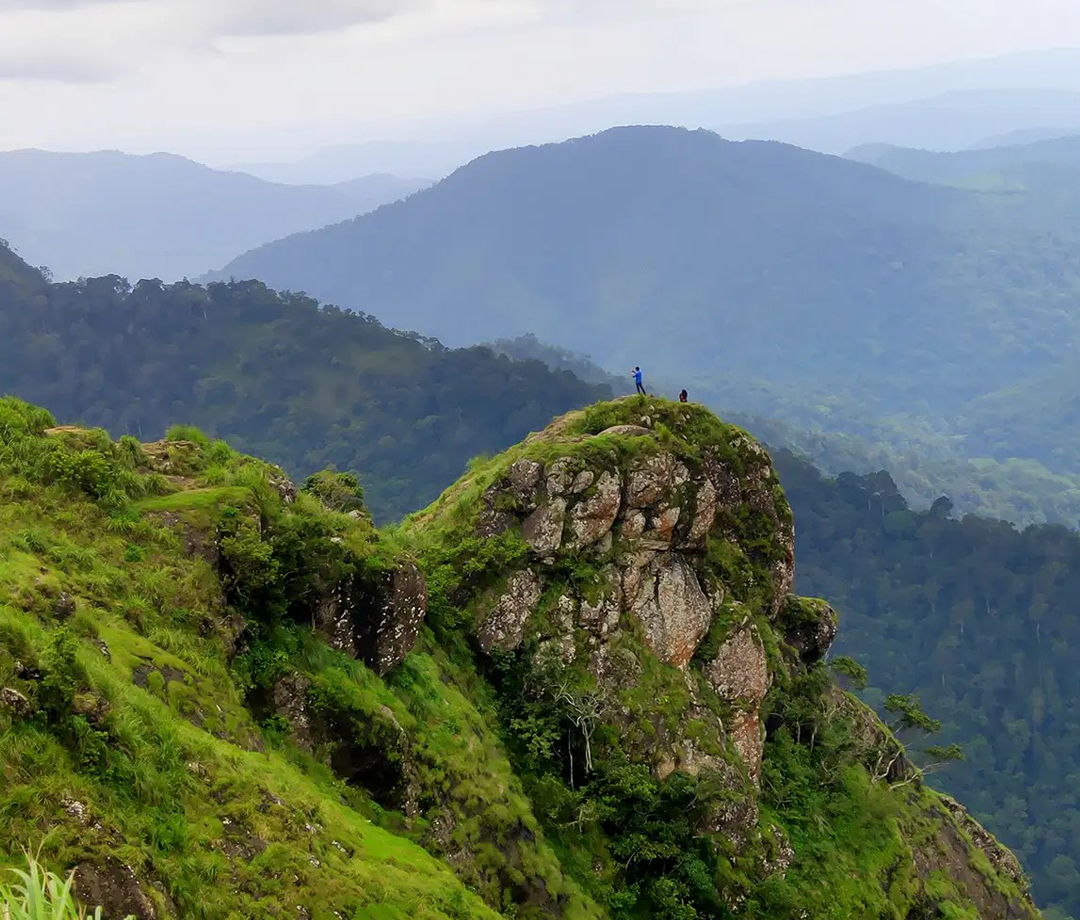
[0,854,129,920]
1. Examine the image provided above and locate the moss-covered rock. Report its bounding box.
[398,396,1039,920]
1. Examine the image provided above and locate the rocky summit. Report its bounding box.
[0,395,1040,919]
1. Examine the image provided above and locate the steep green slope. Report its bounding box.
[0,399,502,919]
[0,269,608,522]
[774,450,1080,919]
[0,395,1038,919]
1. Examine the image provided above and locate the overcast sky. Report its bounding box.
[3,0,1080,163]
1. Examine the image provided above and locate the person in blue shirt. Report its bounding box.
[632,366,646,396]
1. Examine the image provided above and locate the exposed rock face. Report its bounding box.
[313,562,427,675]
[73,860,158,920]
[706,625,771,778]
[706,626,770,704]
[567,471,621,548]
[522,498,566,554]
[403,399,1039,919]
[477,570,543,653]
[939,795,1030,891]
[364,563,428,675]
[270,672,316,749]
[628,556,712,667]
[910,796,1039,920]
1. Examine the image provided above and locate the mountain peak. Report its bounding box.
[395,395,1039,918]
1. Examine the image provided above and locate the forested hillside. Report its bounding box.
[776,450,1080,919]
[0,150,425,281]
[0,261,607,521]
[211,125,1080,527]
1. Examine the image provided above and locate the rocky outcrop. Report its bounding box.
[73,860,159,920]
[313,562,427,676]
[455,405,797,789]
[706,625,771,779]
[400,397,1041,920]
[267,672,420,815]
[909,796,1040,920]
[780,595,838,665]
[939,795,1030,892]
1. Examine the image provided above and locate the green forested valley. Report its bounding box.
[775,451,1080,918]
[0,254,607,522]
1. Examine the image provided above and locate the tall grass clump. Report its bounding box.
[0,853,131,920]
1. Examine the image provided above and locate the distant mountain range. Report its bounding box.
[0,149,427,281]
[210,124,1032,398]
[229,47,1080,180]
[210,124,1080,526]
[846,133,1080,184]
[722,88,1080,155]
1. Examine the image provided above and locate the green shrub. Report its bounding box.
[163,424,212,450]
[302,469,366,514]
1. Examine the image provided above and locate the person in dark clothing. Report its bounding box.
[632,366,646,396]
[679,389,688,403]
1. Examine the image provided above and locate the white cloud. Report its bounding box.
[0,0,544,82]
[2,0,1080,157]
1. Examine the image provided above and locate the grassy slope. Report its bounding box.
[0,396,1038,920]
[0,401,502,920]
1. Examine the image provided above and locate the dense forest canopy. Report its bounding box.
[210,125,1080,528]
[0,262,608,521]
[776,450,1080,919]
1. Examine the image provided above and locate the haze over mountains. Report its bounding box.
[726,88,1080,156]
[226,47,1080,181]
[211,123,1080,524]
[0,149,426,281]
[847,133,1080,183]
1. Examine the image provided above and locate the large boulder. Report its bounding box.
[780,596,838,665]
[627,556,712,667]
